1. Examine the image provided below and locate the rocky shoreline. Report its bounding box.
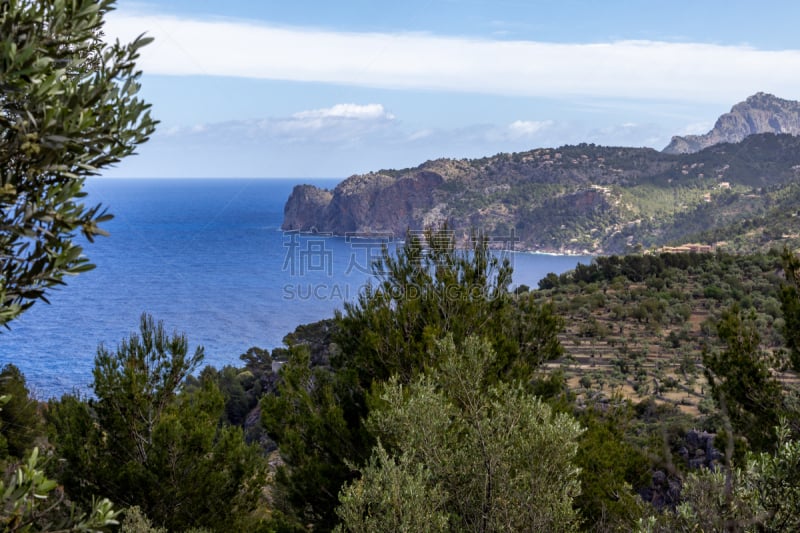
[283,94,800,256]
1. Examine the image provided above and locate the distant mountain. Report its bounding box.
[283,133,800,255]
[663,92,800,154]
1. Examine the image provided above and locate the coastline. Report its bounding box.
[284,229,599,258]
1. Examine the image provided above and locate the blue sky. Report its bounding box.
[102,1,800,178]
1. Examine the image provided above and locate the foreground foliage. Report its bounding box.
[638,422,800,532]
[263,228,566,529]
[0,446,119,532]
[337,336,583,532]
[0,0,156,325]
[0,364,41,461]
[703,305,785,452]
[48,315,267,532]
[780,246,800,372]
[0,390,119,533]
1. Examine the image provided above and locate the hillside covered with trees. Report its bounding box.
[284,130,800,255]
[5,232,799,532]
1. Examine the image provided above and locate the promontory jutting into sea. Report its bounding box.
[0,178,590,397]
[6,93,800,398]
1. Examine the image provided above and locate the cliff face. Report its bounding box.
[283,185,333,231]
[283,134,800,254]
[283,95,800,254]
[283,170,444,234]
[663,93,800,154]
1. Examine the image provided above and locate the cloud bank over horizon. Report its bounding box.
[106,8,800,104]
[109,100,675,178]
[100,4,800,178]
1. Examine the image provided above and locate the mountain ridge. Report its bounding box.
[283,95,800,255]
[663,92,800,154]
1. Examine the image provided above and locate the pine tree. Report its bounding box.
[263,227,565,530]
[48,314,266,531]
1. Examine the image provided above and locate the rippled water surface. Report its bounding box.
[1,178,590,397]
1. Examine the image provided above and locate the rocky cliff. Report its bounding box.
[283,95,800,254]
[663,92,800,154]
[283,185,333,231]
[283,170,444,235]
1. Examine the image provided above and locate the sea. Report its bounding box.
[1,178,592,398]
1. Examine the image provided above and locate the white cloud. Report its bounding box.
[281,104,395,135]
[158,103,398,144]
[680,121,714,135]
[407,129,434,141]
[105,9,800,103]
[293,103,394,120]
[507,120,554,138]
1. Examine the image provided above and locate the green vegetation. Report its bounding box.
[0,445,119,532]
[262,228,566,529]
[703,305,784,452]
[47,315,268,531]
[639,421,800,532]
[573,405,650,529]
[0,365,41,461]
[0,2,155,529]
[338,336,583,532]
[286,133,800,255]
[1,237,799,531]
[673,182,800,253]
[0,0,156,326]
[2,4,800,529]
[535,251,792,414]
[0,379,119,532]
[780,246,800,372]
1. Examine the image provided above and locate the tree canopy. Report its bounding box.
[48,314,266,531]
[0,0,156,325]
[263,227,567,530]
[338,336,583,532]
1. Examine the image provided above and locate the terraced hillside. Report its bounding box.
[534,252,800,414]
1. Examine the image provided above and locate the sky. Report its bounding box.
[101,0,800,178]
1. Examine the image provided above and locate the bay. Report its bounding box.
[1,178,591,398]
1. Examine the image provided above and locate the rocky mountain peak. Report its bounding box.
[663,93,800,154]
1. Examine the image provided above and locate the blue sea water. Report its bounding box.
[1,178,591,398]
